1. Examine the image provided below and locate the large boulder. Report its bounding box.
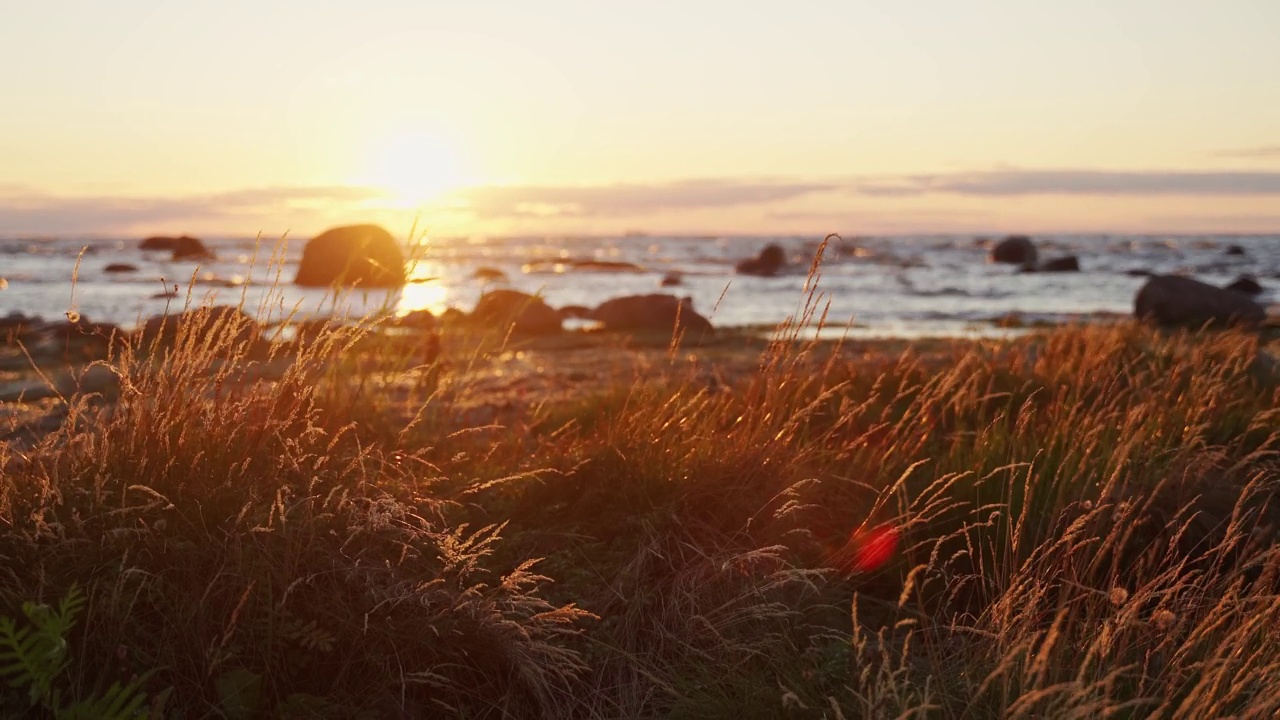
[136,306,259,348]
[471,290,562,335]
[588,294,714,336]
[1134,275,1265,329]
[294,224,406,287]
[990,235,1038,266]
[735,244,787,277]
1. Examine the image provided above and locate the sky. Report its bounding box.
[2,0,1279,238]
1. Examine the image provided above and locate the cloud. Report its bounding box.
[851,169,1280,197]
[450,178,837,218]
[208,186,386,207]
[0,186,388,236]
[5,169,1280,237]
[445,170,1280,218]
[1211,145,1280,159]
[764,206,994,229]
[1141,212,1280,233]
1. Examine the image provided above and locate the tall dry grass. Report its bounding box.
[1,245,1278,717]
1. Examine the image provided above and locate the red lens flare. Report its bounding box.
[831,525,901,574]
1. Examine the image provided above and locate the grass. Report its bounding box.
[1,255,1279,717]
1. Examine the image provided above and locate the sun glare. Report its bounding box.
[396,261,450,317]
[361,131,469,206]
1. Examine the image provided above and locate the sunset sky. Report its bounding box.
[2,0,1279,238]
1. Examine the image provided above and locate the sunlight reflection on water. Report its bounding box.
[396,261,451,317]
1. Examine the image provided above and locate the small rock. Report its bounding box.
[472,267,508,282]
[440,308,467,325]
[1,312,38,335]
[660,271,684,287]
[105,263,138,273]
[735,244,787,277]
[990,236,1038,266]
[55,364,122,397]
[140,235,180,251]
[395,309,437,330]
[171,236,215,261]
[588,294,714,336]
[1225,275,1263,295]
[140,235,212,259]
[1224,244,1247,256]
[471,290,562,334]
[565,259,647,273]
[521,259,648,274]
[136,306,259,348]
[1023,255,1080,273]
[1134,275,1265,328]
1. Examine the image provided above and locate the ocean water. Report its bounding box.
[1,234,1276,338]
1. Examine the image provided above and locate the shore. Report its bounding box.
[0,317,1039,445]
[2,312,1280,717]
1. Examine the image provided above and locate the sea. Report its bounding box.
[1,234,1277,338]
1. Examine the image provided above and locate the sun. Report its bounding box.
[360,131,469,206]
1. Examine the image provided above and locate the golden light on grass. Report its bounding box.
[3,252,1279,717]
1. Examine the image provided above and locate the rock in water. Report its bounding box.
[1225,275,1263,295]
[589,294,714,336]
[140,235,211,258]
[520,258,649,274]
[104,263,138,273]
[735,244,787,276]
[172,236,215,261]
[294,224,406,287]
[140,236,179,251]
[990,235,1037,265]
[1134,275,1265,328]
[471,290,562,335]
[1034,255,1081,273]
[472,267,508,282]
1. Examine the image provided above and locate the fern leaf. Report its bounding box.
[56,587,86,632]
[57,676,150,720]
[0,587,84,708]
[0,621,43,701]
[0,626,35,677]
